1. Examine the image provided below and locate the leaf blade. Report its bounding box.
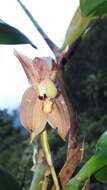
[95,166,107,183]
[80,0,107,16]
[0,20,36,48]
[62,8,91,50]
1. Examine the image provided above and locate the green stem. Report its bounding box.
[41,129,60,190]
[29,162,48,190]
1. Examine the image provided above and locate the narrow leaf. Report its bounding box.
[80,0,107,16]
[0,20,36,48]
[62,8,91,50]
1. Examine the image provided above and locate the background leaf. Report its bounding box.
[80,0,107,16]
[0,20,36,48]
[0,167,21,190]
[61,8,91,50]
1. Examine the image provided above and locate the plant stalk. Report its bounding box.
[41,129,60,190]
[16,0,60,58]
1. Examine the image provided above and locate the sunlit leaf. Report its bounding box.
[95,166,107,183]
[0,20,36,48]
[80,0,107,16]
[62,8,91,50]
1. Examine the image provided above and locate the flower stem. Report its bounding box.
[41,129,60,190]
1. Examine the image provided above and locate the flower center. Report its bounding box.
[37,79,57,113]
[38,79,57,99]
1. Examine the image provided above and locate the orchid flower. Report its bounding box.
[14,50,70,143]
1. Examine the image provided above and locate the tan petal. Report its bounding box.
[14,50,32,82]
[20,87,36,131]
[31,98,47,141]
[48,95,70,140]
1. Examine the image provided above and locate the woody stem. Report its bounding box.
[41,129,60,190]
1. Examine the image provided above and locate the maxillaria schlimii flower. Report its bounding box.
[14,50,70,142]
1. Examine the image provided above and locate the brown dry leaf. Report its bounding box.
[59,147,81,189]
[57,113,82,189]
[48,94,70,140]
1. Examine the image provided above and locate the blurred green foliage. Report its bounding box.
[0,166,21,190]
[0,109,33,189]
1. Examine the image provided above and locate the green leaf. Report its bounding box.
[65,131,107,190]
[95,131,107,160]
[0,20,36,48]
[95,166,107,183]
[80,0,107,16]
[0,166,21,190]
[94,1,107,16]
[61,8,91,50]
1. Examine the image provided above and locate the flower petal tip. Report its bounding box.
[29,131,36,144]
